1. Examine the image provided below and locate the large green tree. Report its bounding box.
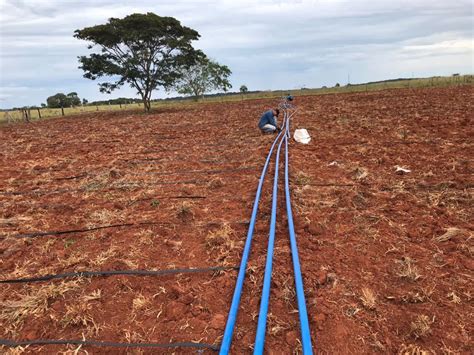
[46,93,68,108]
[67,92,81,106]
[46,92,81,108]
[74,13,201,112]
[173,56,232,100]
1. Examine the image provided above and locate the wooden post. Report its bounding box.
[119,103,122,109]
[96,106,99,111]
[22,109,30,123]
[37,108,42,119]
[61,106,65,116]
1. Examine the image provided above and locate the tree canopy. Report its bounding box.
[239,85,248,93]
[173,56,232,100]
[74,12,202,112]
[46,92,81,108]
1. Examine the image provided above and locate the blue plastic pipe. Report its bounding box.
[284,115,313,354]
[219,117,287,355]
[253,128,286,354]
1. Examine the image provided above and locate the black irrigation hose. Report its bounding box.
[3,220,249,239]
[2,180,469,197]
[134,166,257,176]
[54,173,88,181]
[11,222,161,238]
[129,159,258,166]
[0,180,209,196]
[0,338,219,351]
[0,266,238,283]
[0,169,260,196]
[0,188,73,196]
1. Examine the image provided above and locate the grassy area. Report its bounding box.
[235,74,473,102]
[1,74,472,123]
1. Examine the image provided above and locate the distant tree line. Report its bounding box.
[87,97,143,106]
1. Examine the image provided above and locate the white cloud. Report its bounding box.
[0,0,472,108]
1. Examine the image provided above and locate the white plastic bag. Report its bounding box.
[293,129,311,144]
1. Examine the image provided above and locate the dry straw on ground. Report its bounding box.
[434,227,463,242]
[0,280,82,335]
[360,287,377,310]
[397,257,421,281]
[410,315,434,339]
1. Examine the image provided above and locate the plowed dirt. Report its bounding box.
[1,85,472,354]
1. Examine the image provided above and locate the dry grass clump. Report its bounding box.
[0,280,82,335]
[398,344,430,355]
[402,285,435,304]
[81,173,110,192]
[205,223,234,250]
[164,239,183,253]
[447,291,461,304]
[132,293,150,310]
[353,167,368,180]
[402,292,426,304]
[5,260,37,280]
[208,177,225,189]
[136,229,155,245]
[280,278,296,305]
[87,209,123,227]
[62,302,100,336]
[369,333,385,351]
[89,246,117,267]
[83,289,102,302]
[81,169,123,192]
[457,235,473,256]
[398,128,409,140]
[176,201,194,221]
[205,223,240,264]
[434,227,463,242]
[410,315,434,339]
[1,347,29,355]
[58,251,86,269]
[38,239,56,255]
[396,257,421,281]
[360,287,377,310]
[267,313,289,336]
[294,171,312,186]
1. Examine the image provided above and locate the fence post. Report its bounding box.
[37,108,42,119]
[22,109,30,123]
[61,106,65,116]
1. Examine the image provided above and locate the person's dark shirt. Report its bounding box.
[258,110,277,129]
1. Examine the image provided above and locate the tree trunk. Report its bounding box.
[143,99,151,112]
[142,92,151,113]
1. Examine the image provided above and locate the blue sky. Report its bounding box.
[0,0,472,108]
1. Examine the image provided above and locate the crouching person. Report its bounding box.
[258,108,280,134]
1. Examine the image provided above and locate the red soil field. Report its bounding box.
[1,85,472,354]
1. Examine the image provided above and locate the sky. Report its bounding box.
[0,0,472,109]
